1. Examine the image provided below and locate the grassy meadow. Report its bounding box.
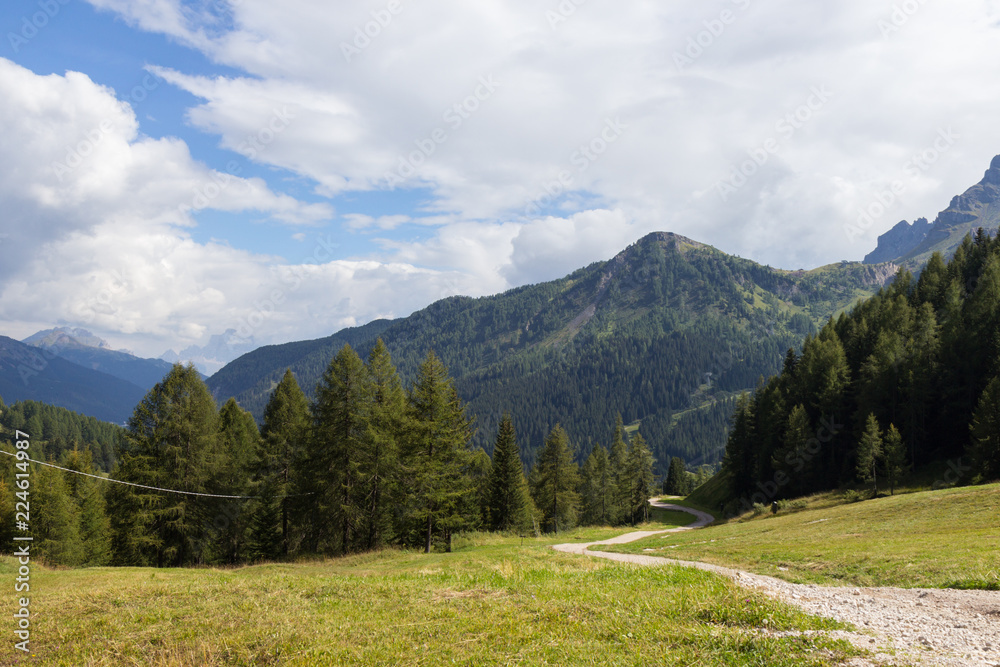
[0,510,866,666]
[607,483,1000,589]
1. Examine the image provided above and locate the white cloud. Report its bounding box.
[7,0,1000,358]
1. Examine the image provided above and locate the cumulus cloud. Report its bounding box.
[6,0,1000,358]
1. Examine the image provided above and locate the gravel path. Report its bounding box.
[553,501,1000,666]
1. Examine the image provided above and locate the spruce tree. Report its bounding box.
[487,414,532,532]
[256,369,310,559]
[856,413,883,497]
[664,456,688,496]
[531,424,580,533]
[404,351,475,553]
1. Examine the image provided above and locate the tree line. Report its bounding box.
[1,339,657,566]
[722,230,1000,511]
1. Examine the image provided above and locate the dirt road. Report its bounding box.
[553,500,1000,666]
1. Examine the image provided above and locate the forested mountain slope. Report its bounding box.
[209,233,895,473]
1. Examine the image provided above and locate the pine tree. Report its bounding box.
[309,345,371,555]
[487,414,532,532]
[404,351,475,553]
[883,424,908,495]
[256,369,310,559]
[531,424,580,533]
[856,413,883,497]
[970,376,1000,481]
[110,364,221,567]
[626,432,655,524]
[664,456,688,496]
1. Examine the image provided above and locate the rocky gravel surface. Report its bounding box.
[553,501,1000,666]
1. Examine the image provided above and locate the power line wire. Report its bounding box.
[0,450,310,500]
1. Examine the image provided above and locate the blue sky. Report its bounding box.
[2,0,1000,364]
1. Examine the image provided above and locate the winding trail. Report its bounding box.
[553,500,1000,667]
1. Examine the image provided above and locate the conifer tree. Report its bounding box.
[211,399,260,564]
[487,414,532,532]
[664,456,688,496]
[970,376,1000,481]
[110,364,220,567]
[361,339,406,550]
[626,432,655,524]
[856,413,883,497]
[33,462,84,566]
[256,369,310,559]
[309,345,371,554]
[404,351,475,553]
[63,446,111,565]
[608,414,630,525]
[531,424,580,533]
[882,424,908,495]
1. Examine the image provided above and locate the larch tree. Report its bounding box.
[109,364,221,567]
[626,432,655,524]
[309,344,371,555]
[882,423,908,495]
[212,398,260,564]
[970,376,1000,481]
[404,351,475,553]
[361,339,406,550]
[856,413,883,497]
[608,414,630,525]
[532,424,580,533]
[63,446,111,566]
[256,369,310,559]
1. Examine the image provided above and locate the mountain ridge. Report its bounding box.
[207,231,897,472]
[864,154,1000,266]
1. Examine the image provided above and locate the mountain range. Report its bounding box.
[4,154,1000,467]
[205,232,898,471]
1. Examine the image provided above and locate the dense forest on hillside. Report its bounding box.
[0,397,122,469]
[723,230,1000,512]
[0,347,662,567]
[208,233,894,474]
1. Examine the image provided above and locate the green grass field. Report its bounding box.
[605,484,1000,589]
[0,513,865,666]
